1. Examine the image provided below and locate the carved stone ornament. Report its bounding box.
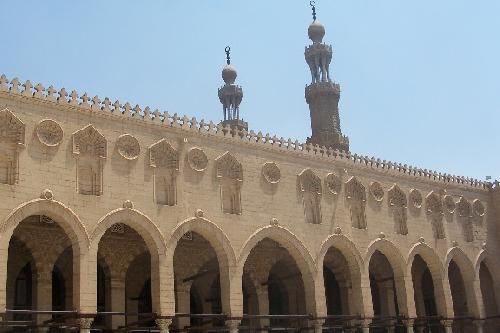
[187,147,208,172]
[77,317,94,329]
[155,318,173,330]
[388,184,407,207]
[116,134,140,160]
[443,195,456,214]
[457,197,472,217]
[195,209,204,218]
[72,124,107,158]
[270,217,279,226]
[325,172,341,194]
[473,199,485,217]
[35,119,63,147]
[426,191,443,215]
[379,232,386,239]
[334,227,342,235]
[298,168,322,194]
[149,138,178,169]
[369,181,384,202]
[0,108,25,146]
[409,189,423,208]
[122,200,134,209]
[262,162,281,184]
[40,189,54,200]
[215,152,243,180]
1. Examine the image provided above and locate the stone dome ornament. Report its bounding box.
[325,172,341,194]
[36,119,63,147]
[473,199,485,217]
[409,189,423,209]
[40,189,54,200]
[308,1,325,43]
[369,181,384,202]
[262,162,281,184]
[116,134,140,160]
[187,147,208,172]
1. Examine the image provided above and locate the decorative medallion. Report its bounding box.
[325,172,341,194]
[116,134,140,160]
[443,195,456,214]
[110,223,125,234]
[473,199,485,217]
[262,162,281,184]
[187,147,208,172]
[369,181,384,202]
[409,189,423,208]
[36,119,63,147]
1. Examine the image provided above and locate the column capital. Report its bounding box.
[155,318,173,333]
[77,316,94,329]
[225,319,241,333]
[440,319,453,327]
[310,319,324,333]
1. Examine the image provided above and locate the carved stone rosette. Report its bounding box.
[443,195,456,214]
[262,162,281,183]
[473,199,485,217]
[369,181,384,202]
[116,134,140,160]
[36,119,63,147]
[409,189,423,208]
[187,147,208,172]
[325,172,341,194]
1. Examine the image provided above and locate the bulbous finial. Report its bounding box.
[222,46,237,84]
[308,1,325,43]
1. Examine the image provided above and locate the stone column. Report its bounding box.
[359,318,371,333]
[155,318,173,333]
[176,284,191,329]
[35,268,52,332]
[226,319,241,333]
[440,319,453,333]
[473,319,484,333]
[110,277,126,330]
[77,317,94,333]
[403,318,415,333]
[310,318,324,333]
[255,285,270,329]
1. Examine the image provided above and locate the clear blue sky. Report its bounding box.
[2,1,499,180]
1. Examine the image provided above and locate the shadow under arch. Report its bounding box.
[235,225,318,315]
[316,234,364,315]
[475,249,500,317]
[364,238,410,317]
[88,208,167,315]
[406,242,451,317]
[444,247,480,319]
[0,198,90,311]
[165,216,237,316]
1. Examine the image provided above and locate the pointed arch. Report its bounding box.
[90,208,166,255]
[235,225,318,315]
[165,216,237,316]
[317,234,364,315]
[407,242,452,316]
[365,238,406,278]
[0,198,89,312]
[445,247,479,317]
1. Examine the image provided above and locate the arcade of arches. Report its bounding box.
[1,210,499,333]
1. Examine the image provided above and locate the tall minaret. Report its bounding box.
[305,1,349,152]
[218,46,247,131]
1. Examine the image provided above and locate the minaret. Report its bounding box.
[218,46,247,131]
[305,1,349,152]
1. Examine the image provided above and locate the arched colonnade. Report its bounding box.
[0,197,498,333]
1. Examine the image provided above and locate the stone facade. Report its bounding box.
[0,6,499,333]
